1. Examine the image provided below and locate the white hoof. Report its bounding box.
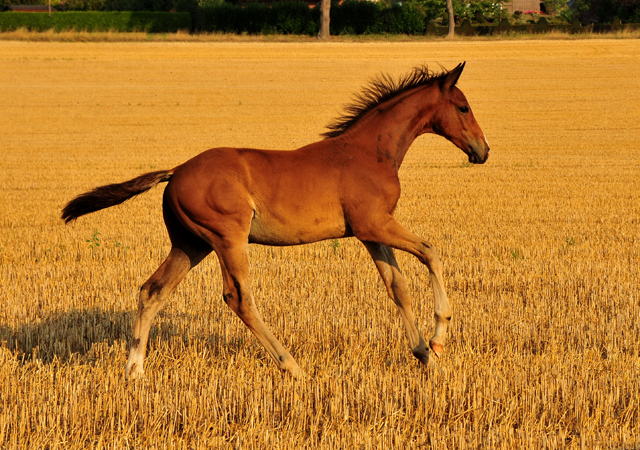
[429,340,444,358]
[125,360,145,380]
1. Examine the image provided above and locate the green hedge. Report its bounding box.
[2,0,199,13]
[0,11,191,32]
[424,17,640,35]
[329,1,425,34]
[328,0,378,34]
[199,0,426,35]
[200,2,317,34]
[5,2,634,35]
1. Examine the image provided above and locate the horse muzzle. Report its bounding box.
[467,142,490,164]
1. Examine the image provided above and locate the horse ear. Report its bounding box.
[440,62,466,93]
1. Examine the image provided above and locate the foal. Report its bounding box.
[63,62,489,379]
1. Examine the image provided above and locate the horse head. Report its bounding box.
[430,62,490,164]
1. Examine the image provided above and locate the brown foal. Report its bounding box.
[62,63,489,379]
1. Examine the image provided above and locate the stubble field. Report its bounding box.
[1,39,639,449]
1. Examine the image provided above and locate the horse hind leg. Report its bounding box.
[125,247,191,379]
[216,242,304,379]
[126,202,211,380]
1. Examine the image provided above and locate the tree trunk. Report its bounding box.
[318,0,330,39]
[446,0,455,38]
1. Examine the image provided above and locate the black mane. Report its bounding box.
[322,65,450,139]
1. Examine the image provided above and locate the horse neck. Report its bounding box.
[343,85,440,169]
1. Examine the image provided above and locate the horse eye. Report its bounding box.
[458,106,469,114]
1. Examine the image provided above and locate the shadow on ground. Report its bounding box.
[0,308,135,364]
[0,308,236,365]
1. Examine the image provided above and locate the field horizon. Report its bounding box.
[2,28,640,43]
[1,40,639,448]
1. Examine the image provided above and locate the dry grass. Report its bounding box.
[0,28,322,43]
[2,27,640,42]
[1,40,639,448]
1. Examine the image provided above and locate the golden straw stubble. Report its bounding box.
[0,39,639,449]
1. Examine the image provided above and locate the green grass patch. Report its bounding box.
[0,12,191,33]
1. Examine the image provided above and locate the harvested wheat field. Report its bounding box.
[0,39,639,448]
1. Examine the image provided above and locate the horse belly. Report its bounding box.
[248,210,349,246]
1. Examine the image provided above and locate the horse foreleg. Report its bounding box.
[358,218,452,360]
[362,242,430,365]
[217,244,304,379]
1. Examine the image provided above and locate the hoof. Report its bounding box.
[125,361,145,381]
[411,346,430,366]
[289,366,306,380]
[277,354,305,379]
[282,362,305,380]
[429,341,444,358]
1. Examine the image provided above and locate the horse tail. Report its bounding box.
[62,169,174,224]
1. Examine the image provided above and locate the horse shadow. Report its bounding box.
[0,307,237,365]
[0,308,134,364]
